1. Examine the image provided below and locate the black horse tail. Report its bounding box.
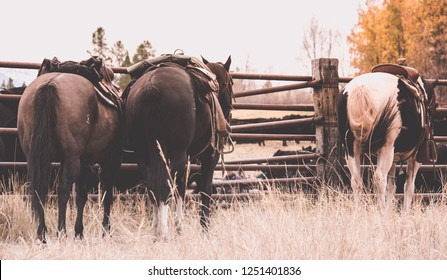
[28,82,60,219]
[141,87,171,205]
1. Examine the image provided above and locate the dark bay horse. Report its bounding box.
[338,66,437,210]
[0,87,27,191]
[18,71,123,242]
[0,87,26,163]
[125,56,233,238]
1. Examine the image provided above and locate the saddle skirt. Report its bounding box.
[372,63,436,163]
[372,64,427,103]
[127,54,219,96]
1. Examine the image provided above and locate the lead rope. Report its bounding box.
[209,92,217,153]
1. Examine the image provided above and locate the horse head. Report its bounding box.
[202,56,234,121]
[423,78,438,119]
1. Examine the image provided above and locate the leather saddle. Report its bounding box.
[38,56,122,110]
[127,54,219,99]
[372,64,420,84]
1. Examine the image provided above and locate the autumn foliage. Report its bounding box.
[349,0,447,80]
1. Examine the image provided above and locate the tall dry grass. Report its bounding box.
[1,184,446,260]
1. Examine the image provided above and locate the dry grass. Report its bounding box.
[1,136,446,260]
[1,186,446,260]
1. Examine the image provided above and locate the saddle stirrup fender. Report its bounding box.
[416,128,437,164]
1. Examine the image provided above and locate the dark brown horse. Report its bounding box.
[0,87,26,164]
[0,86,27,192]
[125,56,233,238]
[18,71,123,242]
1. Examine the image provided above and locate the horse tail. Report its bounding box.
[141,86,171,205]
[347,84,378,143]
[347,84,400,149]
[28,82,60,216]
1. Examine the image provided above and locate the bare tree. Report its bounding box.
[299,16,341,69]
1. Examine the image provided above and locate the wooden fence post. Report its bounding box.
[312,58,343,186]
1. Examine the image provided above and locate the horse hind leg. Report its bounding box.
[375,143,395,209]
[74,161,89,239]
[346,143,363,203]
[386,163,397,209]
[149,199,169,240]
[142,157,170,239]
[403,157,421,211]
[174,197,183,235]
[99,148,122,236]
[57,156,81,238]
[172,159,187,235]
[198,147,220,230]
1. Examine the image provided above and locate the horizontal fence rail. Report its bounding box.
[223,153,319,165]
[232,103,314,111]
[234,80,319,98]
[231,116,321,132]
[231,133,316,142]
[0,128,318,142]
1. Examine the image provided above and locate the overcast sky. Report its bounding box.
[1,0,364,77]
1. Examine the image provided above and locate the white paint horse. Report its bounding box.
[337,66,437,210]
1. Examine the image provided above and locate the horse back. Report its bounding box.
[126,67,211,155]
[19,73,121,161]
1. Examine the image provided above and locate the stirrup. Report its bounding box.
[221,135,235,154]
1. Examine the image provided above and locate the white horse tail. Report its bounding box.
[347,84,377,143]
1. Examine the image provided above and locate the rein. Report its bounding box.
[211,70,235,155]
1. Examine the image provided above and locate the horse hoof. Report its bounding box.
[75,232,84,240]
[37,232,47,244]
[57,230,68,240]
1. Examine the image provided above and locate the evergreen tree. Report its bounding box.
[6,77,14,89]
[87,27,157,91]
[88,27,112,63]
[118,54,133,90]
[110,40,128,67]
[132,40,156,63]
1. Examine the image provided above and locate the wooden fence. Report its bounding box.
[1,58,447,194]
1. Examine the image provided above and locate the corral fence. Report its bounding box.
[1,58,447,199]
